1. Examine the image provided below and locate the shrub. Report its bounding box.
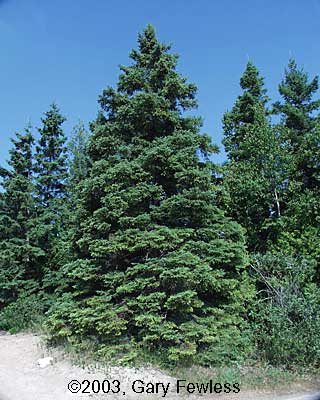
[0,293,46,333]
[250,253,320,368]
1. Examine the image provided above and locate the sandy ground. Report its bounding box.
[0,332,319,400]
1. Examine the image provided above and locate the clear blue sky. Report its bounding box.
[1,0,320,165]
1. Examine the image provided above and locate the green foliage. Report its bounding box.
[222,63,289,251]
[221,59,320,369]
[223,62,269,161]
[0,127,43,307]
[271,60,320,276]
[33,103,69,290]
[45,25,252,367]
[250,253,320,367]
[35,103,68,205]
[0,293,45,333]
[274,59,320,190]
[68,120,91,191]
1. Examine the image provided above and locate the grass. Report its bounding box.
[172,363,319,393]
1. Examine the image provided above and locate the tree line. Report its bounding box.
[0,25,319,368]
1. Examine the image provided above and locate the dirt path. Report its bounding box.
[0,332,318,400]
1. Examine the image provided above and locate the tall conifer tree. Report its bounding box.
[34,104,68,287]
[223,62,269,161]
[274,59,320,190]
[273,60,320,273]
[47,26,252,366]
[0,127,42,307]
[68,121,91,193]
[222,63,287,250]
[35,103,68,206]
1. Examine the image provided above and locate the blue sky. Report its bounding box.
[1,0,320,165]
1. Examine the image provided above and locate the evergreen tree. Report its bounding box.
[35,103,68,206]
[222,63,287,250]
[272,60,320,274]
[223,62,269,161]
[273,59,320,190]
[0,127,42,307]
[47,25,252,366]
[68,120,91,193]
[33,104,69,289]
[56,122,92,272]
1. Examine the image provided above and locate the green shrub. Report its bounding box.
[250,253,320,368]
[0,293,45,333]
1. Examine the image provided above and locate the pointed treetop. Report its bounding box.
[40,103,66,128]
[138,24,156,46]
[223,62,270,161]
[96,24,198,148]
[240,62,269,104]
[135,24,171,60]
[117,24,179,97]
[0,126,34,182]
[8,126,34,176]
[278,58,320,107]
[35,103,68,204]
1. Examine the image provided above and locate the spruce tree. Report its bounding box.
[68,120,90,193]
[274,59,320,189]
[33,104,68,289]
[223,62,269,161]
[56,122,92,271]
[273,60,320,273]
[47,25,252,366]
[222,63,287,251]
[35,103,68,206]
[0,127,42,307]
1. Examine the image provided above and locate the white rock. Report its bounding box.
[37,356,53,368]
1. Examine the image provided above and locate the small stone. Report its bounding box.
[37,357,53,368]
